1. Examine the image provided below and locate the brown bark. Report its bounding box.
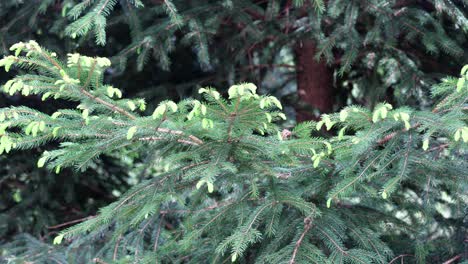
[294,40,334,121]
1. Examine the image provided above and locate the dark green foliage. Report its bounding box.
[2,1,467,108]
[0,1,467,263]
[0,42,466,263]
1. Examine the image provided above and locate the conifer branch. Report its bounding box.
[80,88,137,119]
[317,228,348,255]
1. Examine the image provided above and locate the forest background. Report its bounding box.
[0,0,467,263]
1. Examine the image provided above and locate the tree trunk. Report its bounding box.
[294,40,334,121]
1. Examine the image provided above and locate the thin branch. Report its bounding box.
[46,215,96,229]
[153,215,165,251]
[76,58,136,119]
[388,254,414,264]
[289,217,312,264]
[317,228,348,255]
[80,88,136,119]
[113,234,122,261]
[443,254,462,264]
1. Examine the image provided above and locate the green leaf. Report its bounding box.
[138,99,146,111]
[38,121,46,131]
[422,138,429,151]
[107,86,114,97]
[127,126,137,140]
[31,123,39,137]
[53,234,64,245]
[51,112,62,119]
[12,189,22,202]
[381,191,388,199]
[166,101,178,112]
[37,156,47,168]
[462,127,468,142]
[207,182,214,193]
[316,121,324,131]
[152,104,166,119]
[228,85,238,99]
[42,92,52,101]
[404,120,411,130]
[461,64,468,77]
[324,141,332,154]
[456,77,465,92]
[270,97,282,110]
[338,127,346,140]
[325,120,334,131]
[114,88,122,98]
[200,104,207,115]
[127,101,136,111]
[339,110,348,122]
[243,83,257,93]
[380,107,388,119]
[259,98,265,109]
[454,130,461,141]
[400,112,410,122]
[313,157,321,168]
[82,109,89,119]
[372,109,380,123]
[196,180,205,189]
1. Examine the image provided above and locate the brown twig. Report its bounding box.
[388,254,414,264]
[443,254,462,264]
[92,258,109,264]
[113,234,122,261]
[46,215,96,229]
[153,215,165,251]
[289,217,313,264]
[80,88,136,120]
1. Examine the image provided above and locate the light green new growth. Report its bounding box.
[0,41,466,263]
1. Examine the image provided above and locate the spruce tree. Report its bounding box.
[1,0,466,111]
[0,1,467,263]
[0,40,466,263]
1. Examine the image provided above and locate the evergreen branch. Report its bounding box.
[80,88,136,119]
[157,127,203,145]
[348,227,383,260]
[327,150,386,201]
[317,227,348,255]
[97,0,112,16]
[37,48,64,72]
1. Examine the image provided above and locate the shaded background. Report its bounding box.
[0,0,466,262]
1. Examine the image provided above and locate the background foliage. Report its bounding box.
[0,1,467,263]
